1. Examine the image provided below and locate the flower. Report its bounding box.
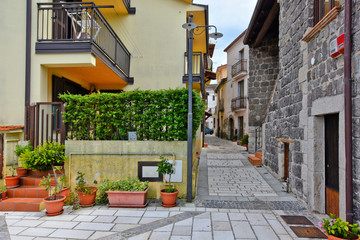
[319,213,360,239]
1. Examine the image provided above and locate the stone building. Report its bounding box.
[245,0,360,222]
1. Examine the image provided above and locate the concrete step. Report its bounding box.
[7,186,49,199]
[255,152,262,160]
[0,198,45,212]
[248,156,262,166]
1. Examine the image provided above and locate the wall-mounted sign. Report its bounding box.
[138,162,162,182]
[128,131,137,140]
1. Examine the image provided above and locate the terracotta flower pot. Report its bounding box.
[43,195,66,216]
[106,188,149,207]
[60,187,70,198]
[1,192,7,200]
[160,189,179,207]
[77,187,97,207]
[16,168,28,177]
[204,143,208,148]
[4,176,20,188]
[326,233,360,240]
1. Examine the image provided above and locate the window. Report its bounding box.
[239,49,244,61]
[314,0,340,25]
[238,81,244,98]
[213,95,215,101]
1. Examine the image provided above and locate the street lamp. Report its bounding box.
[182,14,223,202]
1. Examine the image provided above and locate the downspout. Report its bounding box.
[344,0,353,223]
[24,0,32,140]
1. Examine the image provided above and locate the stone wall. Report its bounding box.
[352,0,360,223]
[262,0,360,222]
[248,21,279,127]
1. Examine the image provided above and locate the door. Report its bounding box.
[238,117,244,140]
[324,114,339,216]
[229,118,234,139]
[284,143,289,181]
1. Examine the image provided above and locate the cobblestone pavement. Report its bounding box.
[1,136,327,239]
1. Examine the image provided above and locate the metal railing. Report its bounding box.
[37,2,131,77]
[231,97,247,111]
[231,59,247,77]
[122,0,131,10]
[184,52,204,81]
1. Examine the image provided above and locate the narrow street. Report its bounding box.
[1,136,328,240]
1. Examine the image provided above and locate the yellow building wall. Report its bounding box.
[101,0,206,91]
[0,0,27,125]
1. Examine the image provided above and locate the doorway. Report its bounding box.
[324,114,339,217]
[229,118,234,139]
[238,117,244,140]
[284,143,289,181]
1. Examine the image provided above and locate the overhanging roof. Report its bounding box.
[224,29,247,52]
[243,0,279,47]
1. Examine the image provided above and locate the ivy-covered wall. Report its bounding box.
[59,89,204,141]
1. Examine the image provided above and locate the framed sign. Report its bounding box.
[138,162,163,182]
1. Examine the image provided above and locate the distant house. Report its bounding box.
[245,0,360,222]
[205,84,217,130]
[214,65,227,138]
[223,30,249,141]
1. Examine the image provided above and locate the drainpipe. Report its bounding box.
[24,0,32,140]
[344,0,353,223]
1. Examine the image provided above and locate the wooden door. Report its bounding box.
[238,117,244,139]
[325,114,339,216]
[284,143,289,181]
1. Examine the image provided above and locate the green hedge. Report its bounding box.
[59,89,204,141]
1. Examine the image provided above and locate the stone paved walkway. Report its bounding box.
[1,136,327,239]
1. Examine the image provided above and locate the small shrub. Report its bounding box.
[96,178,149,204]
[21,142,66,171]
[319,213,360,239]
[240,134,249,145]
[157,156,176,193]
[75,172,97,195]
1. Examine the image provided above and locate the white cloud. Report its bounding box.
[193,0,257,69]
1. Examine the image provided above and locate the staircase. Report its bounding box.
[248,152,262,166]
[0,172,57,212]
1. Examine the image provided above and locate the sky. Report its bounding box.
[193,0,258,71]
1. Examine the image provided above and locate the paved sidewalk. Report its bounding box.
[1,136,327,239]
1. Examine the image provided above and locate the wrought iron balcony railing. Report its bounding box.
[37,2,131,78]
[231,97,247,111]
[231,60,247,78]
[183,52,204,83]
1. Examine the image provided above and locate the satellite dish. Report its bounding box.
[182,22,198,30]
[209,32,223,40]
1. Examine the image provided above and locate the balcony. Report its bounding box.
[183,52,204,84]
[231,60,247,79]
[36,2,133,84]
[231,97,247,111]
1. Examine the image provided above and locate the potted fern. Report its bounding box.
[39,166,66,216]
[75,172,97,207]
[97,178,149,207]
[157,157,178,207]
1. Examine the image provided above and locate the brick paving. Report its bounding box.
[0,136,328,239]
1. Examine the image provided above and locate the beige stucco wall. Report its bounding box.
[65,140,198,199]
[0,0,27,125]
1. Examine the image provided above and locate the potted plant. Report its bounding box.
[14,142,33,176]
[157,156,178,207]
[39,166,66,216]
[0,180,7,200]
[96,178,149,207]
[4,165,20,188]
[240,134,249,151]
[319,213,360,240]
[75,172,97,207]
[20,141,66,175]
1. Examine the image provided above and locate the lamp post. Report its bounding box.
[182,14,222,202]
